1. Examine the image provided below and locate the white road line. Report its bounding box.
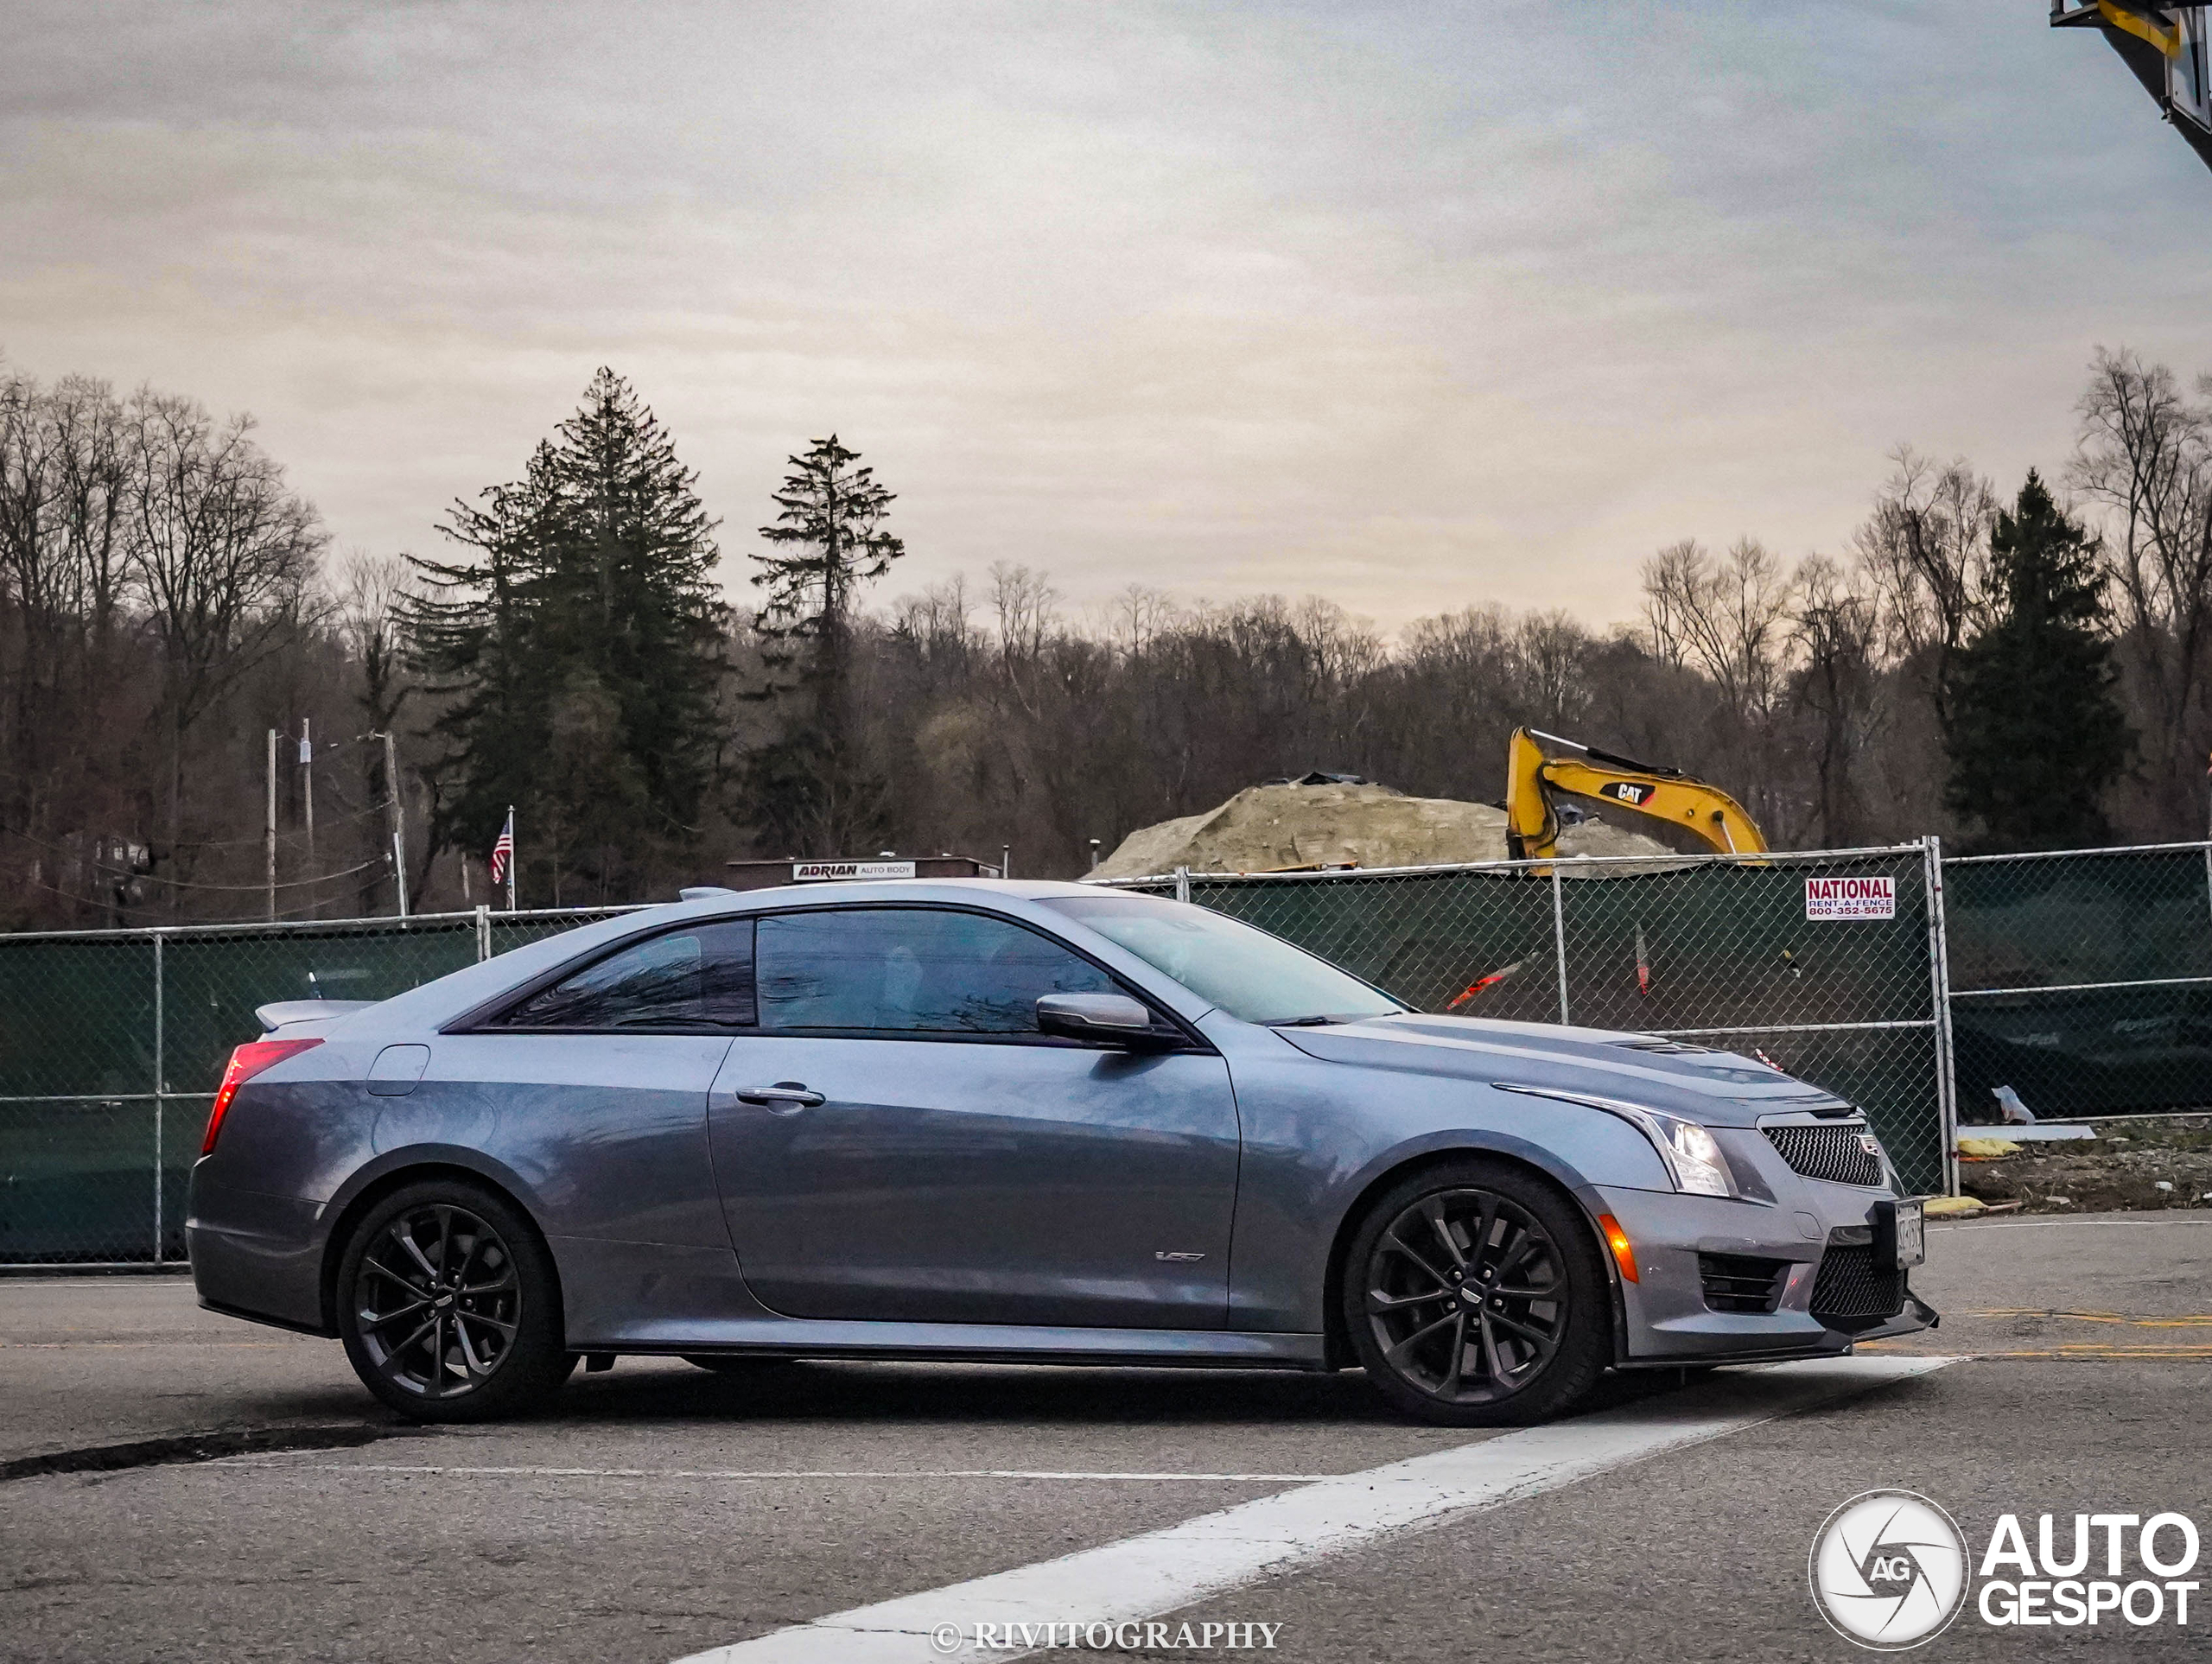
[672,1356,1960,1664]
[219,1464,1335,1482]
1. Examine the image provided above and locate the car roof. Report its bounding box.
[682,877,1116,911]
[325,878,1204,1038]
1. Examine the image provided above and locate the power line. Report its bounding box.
[0,825,386,892]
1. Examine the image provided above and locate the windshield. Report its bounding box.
[1040,893,1404,1026]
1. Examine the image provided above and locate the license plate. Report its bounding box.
[1885,1198,1925,1270]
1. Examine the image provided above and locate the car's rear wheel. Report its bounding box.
[337,1179,574,1422]
[1343,1159,1611,1426]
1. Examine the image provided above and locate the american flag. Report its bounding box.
[488,809,514,886]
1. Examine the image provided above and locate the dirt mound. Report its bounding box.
[1090,781,1677,880]
[1959,1115,2212,1213]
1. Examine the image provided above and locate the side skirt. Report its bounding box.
[584,1318,1330,1371]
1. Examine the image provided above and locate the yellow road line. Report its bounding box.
[1964,1308,2212,1328]
[1862,1341,2212,1359]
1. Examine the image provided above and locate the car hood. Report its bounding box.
[1274,1013,1850,1127]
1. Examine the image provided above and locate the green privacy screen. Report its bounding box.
[6,842,2209,1262]
[1155,847,1948,1196]
[0,909,630,1263]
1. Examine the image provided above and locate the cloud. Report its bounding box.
[4,0,2209,632]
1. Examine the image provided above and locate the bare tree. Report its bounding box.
[1639,537,1795,725]
[1104,584,1177,658]
[2070,347,2212,832]
[334,550,414,911]
[1852,447,1997,728]
[123,391,327,884]
[1511,609,1595,731]
[989,562,1058,667]
[1790,555,1883,845]
[0,376,130,811]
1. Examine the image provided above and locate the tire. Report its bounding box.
[336,1178,575,1422]
[1341,1158,1611,1427]
[682,1354,796,1375]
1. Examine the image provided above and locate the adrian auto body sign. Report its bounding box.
[1805,874,1896,921]
[791,860,917,881]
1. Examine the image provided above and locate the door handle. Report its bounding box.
[734,1082,825,1108]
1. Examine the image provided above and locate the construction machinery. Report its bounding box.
[2053,2,2212,175]
[1503,727,1769,862]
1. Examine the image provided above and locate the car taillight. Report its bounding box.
[201,1038,322,1155]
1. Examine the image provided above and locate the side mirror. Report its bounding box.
[1036,993,1169,1049]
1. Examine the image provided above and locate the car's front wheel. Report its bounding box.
[336,1179,575,1421]
[1343,1159,1611,1426]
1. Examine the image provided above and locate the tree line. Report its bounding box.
[0,349,2201,928]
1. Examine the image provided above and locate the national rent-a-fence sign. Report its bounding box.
[1806,874,1897,921]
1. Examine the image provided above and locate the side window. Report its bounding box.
[493,919,755,1030]
[755,908,1116,1035]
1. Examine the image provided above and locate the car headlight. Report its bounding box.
[1647,1113,1736,1197]
[1495,1083,1739,1198]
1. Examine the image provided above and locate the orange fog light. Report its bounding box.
[1599,1213,1638,1283]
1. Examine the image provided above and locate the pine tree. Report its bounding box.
[745,435,904,853]
[404,368,726,899]
[1942,470,2131,852]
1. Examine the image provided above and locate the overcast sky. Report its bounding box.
[6,1,2210,633]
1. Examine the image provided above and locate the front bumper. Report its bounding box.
[1586,1182,1938,1366]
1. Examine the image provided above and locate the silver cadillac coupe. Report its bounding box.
[188,880,1936,1424]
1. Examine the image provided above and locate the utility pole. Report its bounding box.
[264,727,277,921]
[366,730,409,918]
[298,719,315,918]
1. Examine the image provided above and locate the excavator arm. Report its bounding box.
[1503,727,1768,862]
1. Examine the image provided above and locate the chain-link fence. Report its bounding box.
[1945,842,2212,1128]
[0,905,634,1266]
[12,836,2212,1265]
[1109,843,1955,1197]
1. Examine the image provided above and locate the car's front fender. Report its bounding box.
[1207,1020,1672,1332]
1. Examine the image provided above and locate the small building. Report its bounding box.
[720,854,1003,892]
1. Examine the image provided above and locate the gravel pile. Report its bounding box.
[1091,781,1677,880]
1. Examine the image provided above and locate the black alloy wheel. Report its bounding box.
[338,1179,573,1421]
[1344,1159,1610,1426]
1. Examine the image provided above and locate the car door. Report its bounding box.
[707,904,1242,1330]
[410,919,756,1331]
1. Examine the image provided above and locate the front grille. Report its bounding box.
[1764,1121,1885,1186]
[1810,1243,1905,1329]
[1698,1253,1789,1314]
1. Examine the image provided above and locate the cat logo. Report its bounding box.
[1599,782,1654,807]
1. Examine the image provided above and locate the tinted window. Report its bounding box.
[495,920,755,1029]
[1039,893,1402,1025]
[756,908,1114,1034]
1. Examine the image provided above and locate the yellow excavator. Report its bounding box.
[1503,727,1768,861]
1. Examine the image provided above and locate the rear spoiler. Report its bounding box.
[255,1000,378,1033]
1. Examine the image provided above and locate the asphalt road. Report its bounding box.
[5,1210,2211,1662]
